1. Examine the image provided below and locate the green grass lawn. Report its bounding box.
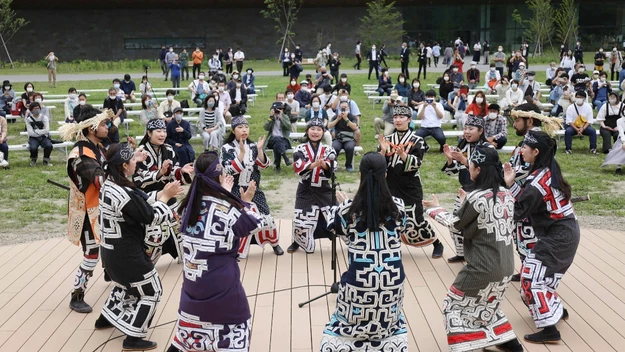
[0,69,620,233]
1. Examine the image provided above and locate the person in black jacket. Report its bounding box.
[366,44,380,80]
[417,42,427,80]
[400,42,410,79]
[379,43,389,68]
[229,79,248,114]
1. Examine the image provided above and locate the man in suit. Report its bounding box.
[417,42,427,80]
[400,42,410,79]
[367,44,380,80]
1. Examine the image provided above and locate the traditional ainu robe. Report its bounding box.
[510,168,580,328]
[320,197,408,351]
[426,187,518,352]
[221,140,280,258]
[382,129,437,247]
[292,141,337,253]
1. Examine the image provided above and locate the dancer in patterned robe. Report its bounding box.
[442,115,493,262]
[221,115,284,258]
[321,152,408,351]
[287,118,337,253]
[133,118,194,264]
[168,151,261,352]
[508,110,562,281]
[59,107,113,313]
[378,105,444,258]
[96,143,183,351]
[504,130,579,344]
[424,146,523,352]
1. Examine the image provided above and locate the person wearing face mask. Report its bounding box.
[103,87,126,124]
[178,48,189,81]
[328,101,358,172]
[503,79,523,110]
[244,68,256,94]
[111,78,126,102]
[166,107,195,166]
[164,47,176,81]
[450,65,465,87]
[188,72,210,107]
[169,58,182,92]
[264,100,293,173]
[332,73,351,94]
[452,49,465,73]
[139,75,153,97]
[328,52,341,84]
[0,80,16,118]
[315,67,333,94]
[569,64,590,93]
[399,42,410,79]
[20,82,35,115]
[559,50,576,75]
[120,74,137,103]
[197,94,225,151]
[354,40,362,70]
[319,85,339,120]
[286,76,301,93]
[234,48,245,73]
[417,42,427,80]
[227,71,241,91]
[44,51,58,88]
[592,71,612,110]
[594,47,606,72]
[394,73,410,99]
[573,41,584,64]
[484,104,507,149]
[191,47,204,79]
[72,93,89,122]
[495,77,510,103]
[216,81,233,123]
[288,56,303,79]
[158,89,181,122]
[208,53,222,77]
[520,71,541,103]
[467,61,480,89]
[160,45,168,74]
[377,68,393,96]
[590,70,600,86]
[281,47,291,77]
[595,92,624,154]
[514,62,526,82]
[472,41,482,63]
[408,79,425,118]
[64,87,79,123]
[439,73,455,114]
[284,89,300,132]
[564,90,597,154]
[559,44,568,60]
[484,63,501,92]
[229,79,248,114]
[295,81,313,118]
[139,94,159,126]
[432,42,441,67]
[366,44,380,80]
[545,62,558,84]
[293,44,303,62]
[609,47,624,82]
[25,102,53,166]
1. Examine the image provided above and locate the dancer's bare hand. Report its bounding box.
[220,174,234,192]
[422,194,440,208]
[241,180,257,202]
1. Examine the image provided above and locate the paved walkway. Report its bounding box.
[1,62,553,83]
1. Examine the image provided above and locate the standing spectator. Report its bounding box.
[426,43,432,67]
[191,47,203,79]
[452,49,465,73]
[620,62,625,91]
[139,94,159,126]
[484,104,507,149]
[166,107,195,166]
[609,46,623,82]
[443,43,453,66]
[560,44,568,59]
[377,68,393,96]
[472,41,481,63]
[120,74,137,102]
[208,53,221,76]
[139,75,152,97]
[560,50,576,74]
[164,46,176,81]
[159,45,168,74]
[466,62,480,89]
[328,101,358,172]
[25,102,53,166]
[482,41,490,64]
[594,47,606,73]
[379,43,389,68]
[188,73,210,107]
[244,68,256,94]
[328,52,341,83]
[414,90,446,151]
[417,42,427,80]
[596,92,624,153]
[0,114,8,168]
[1,80,16,117]
[103,87,125,123]
[179,48,190,81]
[294,44,303,62]
[44,51,58,88]
[198,95,225,151]
[394,73,410,99]
[314,48,327,72]
[366,44,380,80]
[281,47,291,77]
[564,91,597,154]
[169,58,182,92]
[521,41,530,66]
[229,79,248,114]
[400,42,410,79]
[574,41,584,64]
[592,72,612,110]
[432,42,441,67]
[216,47,224,67]
[493,45,505,78]
[64,87,79,123]
[288,57,303,79]
[325,42,332,58]
[224,48,234,74]
[234,48,245,73]
[354,41,362,70]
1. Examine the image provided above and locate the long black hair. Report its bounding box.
[104,144,135,189]
[458,126,486,149]
[347,152,399,230]
[177,151,246,221]
[529,134,572,200]
[224,128,252,145]
[468,146,505,199]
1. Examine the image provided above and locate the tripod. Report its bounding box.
[299,154,340,307]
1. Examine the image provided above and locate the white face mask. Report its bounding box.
[528,76,534,81]
[291,81,296,85]
[301,87,308,92]
[600,49,604,53]
[167,95,174,101]
[218,87,224,92]
[609,98,618,105]
[453,68,458,72]
[198,75,205,80]
[488,112,498,120]
[170,49,173,52]
[113,83,120,89]
[578,68,585,73]
[4,86,9,90]
[287,94,294,100]
[233,75,239,80]
[575,98,584,105]
[471,65,476,69]
[413,83,420,88]
[399,78,405,83]
[109,95,116,100]
[498,48,502,52]
[26,87,33,92]
[444,76,450,81]
[341,78,347,83]
[511,84,518,89]
[312,102,320,108]
[600,77,606,82]
[475,97,484,104]
[35,98,42,103]
[79,100,86,106]
[490,67,495,72]
[339,95,348,102]
[247,71,252,74]
[69,93,77,99]
[175,114,183,121]
[519,66,525,70]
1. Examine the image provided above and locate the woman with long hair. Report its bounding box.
[198,94,226,151]
[504,131,579,344]
[320,152,409,350]
[424,146,523,352]
[139,94,159,126]
[442,115,494,263]
[167,151,260,352]
[221,115,284,257]
[133,119,194,263]
[288,118,337,253]
[461,90,489,129]
[96,143,183,351]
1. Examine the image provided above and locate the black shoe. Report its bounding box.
[166,345,181,352]
[510,273,521,282]
[69,291,93,313]
[273,245,284,256]
[495,337,524,351]
[94,313,113,329]
[122,336,157,351]
[524,326,561,344]
[616,168,623,175]
[283,156,292,166]
[561,308,569,322]
[275,165,281,173]
[287,241,300,253]
[431,241,444,258]
[447,255,465,263]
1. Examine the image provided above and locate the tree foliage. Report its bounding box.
[358,0,406,48]
[554,0,578,48]
[0,0,29,44]
[512,0,554,56]
[260,0,303,55]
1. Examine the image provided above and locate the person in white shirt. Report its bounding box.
[217,81,232,123]
[596,92,625,153]
[234,48,245,73]
[426,44,432,67]
[188,72,210,106]
[285,89,300,132]
[64,87,79,123]
[484,63,501,92]
[519,71,541,105]
[564,90,597,154]
[157,89,181,122]
[472,42,482,63]
[325,42,332,57]
[354,41,362,70]
[545,62,558,83]
[432,42,441,67]
[414,90,446,152]
[502,80,523,109]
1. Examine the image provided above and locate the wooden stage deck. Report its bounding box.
[0,220,624,352]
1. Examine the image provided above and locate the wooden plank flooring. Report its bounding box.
[0,219,624,352]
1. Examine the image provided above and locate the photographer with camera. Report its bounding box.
[415,90,446,152]
[315,67,333,94]
[328,101,358,172]
[25,102,53,166]
[374,91,401,137]
[264,101,292,173]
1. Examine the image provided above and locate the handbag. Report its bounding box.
[573,104,587,129]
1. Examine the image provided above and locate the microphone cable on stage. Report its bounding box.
[91,284,331,351]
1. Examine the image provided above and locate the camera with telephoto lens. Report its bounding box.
[271,102,284,112]
[426,98,434,104]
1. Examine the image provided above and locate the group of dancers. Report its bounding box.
[58,100,580,351]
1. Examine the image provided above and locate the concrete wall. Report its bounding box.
[3,7,403,62]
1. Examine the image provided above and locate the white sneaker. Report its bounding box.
[0,159,8,168]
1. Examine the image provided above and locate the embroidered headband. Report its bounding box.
[307,117,325,130]
[392,105,412,117]
[465,115,486,129]
[469,145,500,167]
[146,118,166,131]
[103,143,134,171]
[231,115,248,129]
